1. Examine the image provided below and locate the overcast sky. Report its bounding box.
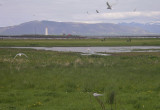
[0,0,160,27]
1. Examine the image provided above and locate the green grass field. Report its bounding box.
[1,38,160,47]
[0,47,160,110]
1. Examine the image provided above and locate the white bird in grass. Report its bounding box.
[93,93,105,110]
[93,93,103,97]
[87,48,91,52]
[14,53,28,59]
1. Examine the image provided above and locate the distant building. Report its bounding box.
[45,27,48,35]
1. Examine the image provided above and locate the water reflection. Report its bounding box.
[9,46,160,56]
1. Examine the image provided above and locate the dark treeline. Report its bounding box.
[0,34,160,39]
[0,34,86,39]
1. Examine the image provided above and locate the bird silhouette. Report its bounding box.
[96,10,99,13]
[87,11,89,14]
[106,2,112,9]
[133,8,136,12]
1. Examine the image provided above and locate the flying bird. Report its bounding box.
[14,53,28,59]
[93,93,103,97]
[133,8,136,12]
[106,2,112,9]
[87,11,89,14]
[96,10,99,13]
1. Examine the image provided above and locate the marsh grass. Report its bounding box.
[0,48,160,109]
[1,38,160,47]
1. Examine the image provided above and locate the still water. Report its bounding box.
[9,46,160,56]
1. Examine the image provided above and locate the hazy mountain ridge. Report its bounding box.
[0,20,159,36]
[119,22,160,34]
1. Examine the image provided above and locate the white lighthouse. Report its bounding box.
[45,27,48,35]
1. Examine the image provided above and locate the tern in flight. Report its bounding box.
[106,2,112,9]
[14,53,28,59]
[93,93,103,97]
[96,10,99,13]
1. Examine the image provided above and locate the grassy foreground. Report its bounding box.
[0,48,160,110]
[1,38,160,47]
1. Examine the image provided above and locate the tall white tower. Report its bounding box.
[45,27,48,35]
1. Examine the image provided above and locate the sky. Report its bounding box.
[0,0,160,27]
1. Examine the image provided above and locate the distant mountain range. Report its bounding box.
[119,22,160,34]
[0,20,160,36]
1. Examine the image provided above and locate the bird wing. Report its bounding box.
[96,10,99,13]
[106,2,110,7]
[21,53,28,58]
[14,54,19,59]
